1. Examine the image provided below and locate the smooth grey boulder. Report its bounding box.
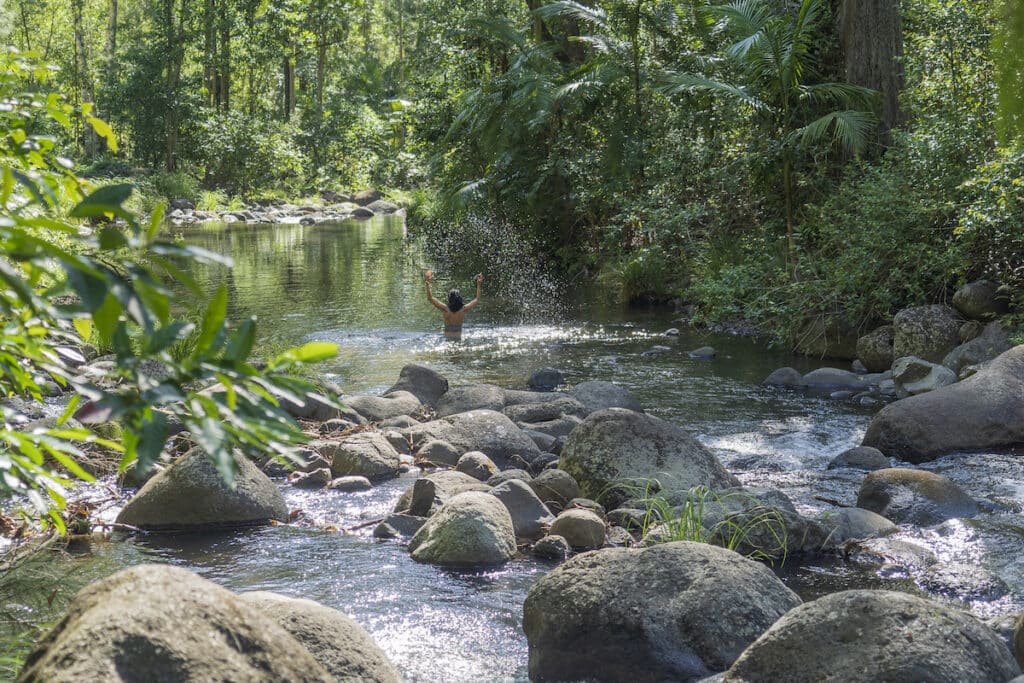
[960,320,984,342]
[290,467,332,489]
[328,475,373,492]
[379,415,420,429]
[800,367,869,390]
[696,490,827,559]
[722,590,1020,683]
[16,565,332,683]
[351,206,375,219]
[548,509,606,549]
[394,470,490,514]
[386,363,449,406]
[763,367,803,387]
[827,446,889,471]
[892,304,962,364]
[523,429,557,452]
[402,409,542,470]
[416,439,462,466]
[863,345,1024,462]
[409,491,517,567]
[892,356,957,396]
[532,534,571,561]
[523,542,802,682]
[490,479,555,541]
[953,279,1009,320]
[943,321,1012,375]
[487,469,533,486]
[503,396,588,423]
[280,392,344,422]
[372,513,427,539]
[529,367,566,391]
[856,468,978,525]
[529,469,580,511]
[856,324,895,372]
[516,415,581,439]
[365,199,398,214]
[435,384,506,417]
[344,390,421,422]
[688,346,716,359]
[570,380,643,415]
[317,432,401,479]
[560,408,739,506]
[238,591,401,682]
[456,451,498,481]
[116,448,287,531]
[817,507,897,544]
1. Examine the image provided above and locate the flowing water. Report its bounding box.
[6,216,1024,680]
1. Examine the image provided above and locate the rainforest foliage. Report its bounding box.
[1,0,1022,338]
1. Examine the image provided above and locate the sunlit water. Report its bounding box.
[7,216,1024,679]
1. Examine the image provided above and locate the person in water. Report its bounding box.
[425,270,482,338]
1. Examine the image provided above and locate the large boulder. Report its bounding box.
[892,304,961,364]
[800,367,870,390]
[560,408,739,505]
[570,381,643,415]
[856,325,895,372]
[490,478,555,541]
[116,448,287,531]
[16,565,333,682]
[763,367,803,387]
[317,432,401,479]
[401,409,542,470]
[529,469,581,510]
[435,384,506,417]
[408,491,518,566]
[892,356,957,396]
[523,542,802,682]
[238,591,401,682]
[503,396,588,423]
[827,446,889,471]
[816,507,897,544]
[943,321,1012,376]
[862,345,1024,462]
[386,363,449,406]
[723,590,1020,683]
[394,470,490,514]
[856,468,978,525]
[952,279,1009,320]
[343,390,421,422]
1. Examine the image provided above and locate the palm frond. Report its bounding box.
[792,110,877,155]
[571,34,629,58]
[658,70,767,110]
[799,82,880,110]
[704,0,771,38]
[534,1,610,31]
[464,16,527,51]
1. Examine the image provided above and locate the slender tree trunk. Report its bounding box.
[204,0,216,106]
[106,0,118,82]
[18,0,33,51]
[72,0,98,157]
[839,0,903,145]
[219,0,230,111]
[164,0,188,171]
[282,53,296,119]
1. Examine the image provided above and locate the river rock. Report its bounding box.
[722,590,1020,683]
[763,367,803,387]
[402,409,542,470]
[920,562,1009,601]
[417,439,462,466]
[517,415,582,439]
[456,451,498,481]
[548,509,606,548]
[800,367,869,390]
[317,432,401,479]
[892,304,962,363]
[290,467,332,489]
[570,380,643,414]
[827,446,889,471]
[344,391,421,422]
[238,591,401,682]
[523,429,557,452]
[503,396,588,423]
[856,324,895,372]
[394,470,490,514]
[435,384,506,417]
[560,408,739,506]
[353,189,383,206]
[817,507,897,544]
[490,479,555,541]
[328,475,373,491]
[523,541,803,682]
[386,363,449,406]
[116,448,287,531]
[856,468,978,525]
[365,199,398,214]
[373,513,427,539]
[942,321,1012,375]
[16,565,332,682]
[699,492,828,558]
[532,534,571,561]
[862,344,1024,462]
[409,491,517,567]
[961,320,984,342]
[351,207,375,219]
[953,279,1009,320]
[688,346,716,359]
[280,392,344,422]
[379,415,420,429]
[528,469,580,511]
[528,367,566,390]
[487,469,532,486]
[892,356,957,396]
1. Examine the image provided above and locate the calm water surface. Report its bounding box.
[9,216,1024,681]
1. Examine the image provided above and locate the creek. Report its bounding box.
[6,215,1024,681]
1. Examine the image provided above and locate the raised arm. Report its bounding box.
[463,273,483,311]
[425,271,447,311]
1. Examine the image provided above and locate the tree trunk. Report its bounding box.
[219,0,230,111]
[164,0,188,171]
[282,54,296,119]
[839,0,903,145]
[204,0,216,106]
[72,0,98,157]
[106,0,118,83]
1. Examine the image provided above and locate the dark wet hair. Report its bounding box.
[448,289,464,312]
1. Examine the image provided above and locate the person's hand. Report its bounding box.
[475,273,483,284]
[425,270,434,282]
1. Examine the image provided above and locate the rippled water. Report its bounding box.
[7,216,1024,680]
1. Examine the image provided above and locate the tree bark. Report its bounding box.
[839,0,904,144]
[106,0,118,83]
[72,0,98,157]
[219,0,230,111]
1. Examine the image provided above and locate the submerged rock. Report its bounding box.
[116,448,287,531]
[856,468,978,525]
[722,590,1020,683]
[528,367,566,391]
[523,542,802,682]
[16,565,332,682]
[816,507,897,544]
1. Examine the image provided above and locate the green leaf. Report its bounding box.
[98,226,129,251]
[70,184,134,219]
[147,321,194,353]
[224,317,256,363]
[135,410,167,473]
[194,285,228,356]
[86,115,118,153]
[282,342,338,363]
[148,202,167,241]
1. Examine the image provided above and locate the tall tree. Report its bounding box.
[839,0,903,143]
